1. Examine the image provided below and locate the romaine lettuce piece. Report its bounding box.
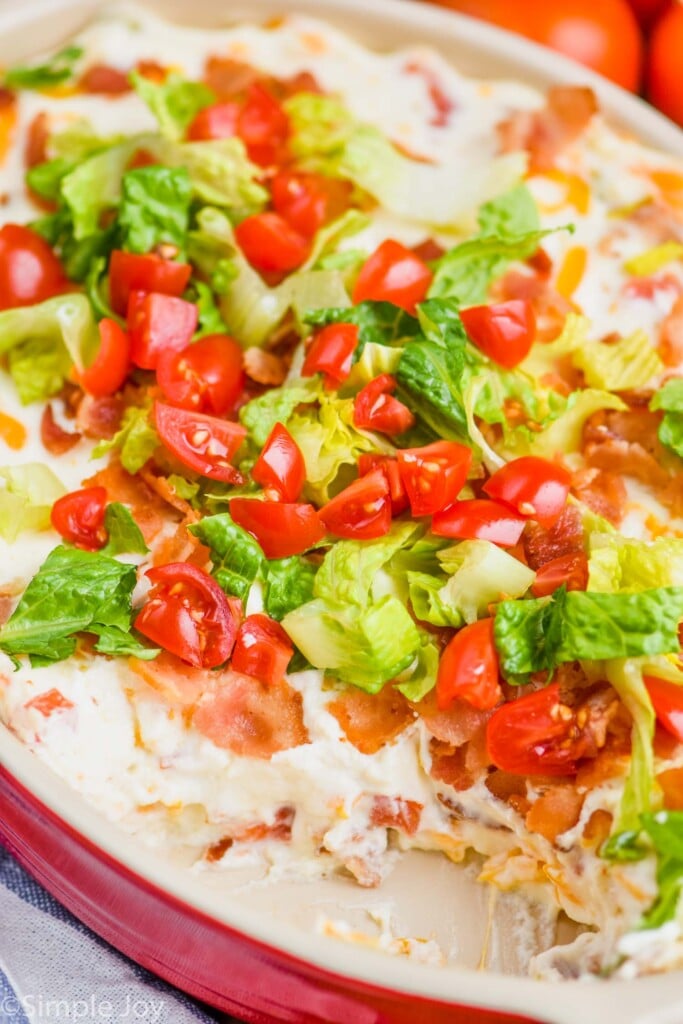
[589,533,683,593]
[92,406,158,475]
[438,540,536,623]
[0,464,66,541]
[651,378,683,460]
[528,389,627,459]
[129,71,215,139]
[604,659,658,834]
[119,165,192,256]
[189,512,265,603]
[573,329,662,391]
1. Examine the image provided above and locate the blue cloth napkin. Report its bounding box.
[0,845,236,1023]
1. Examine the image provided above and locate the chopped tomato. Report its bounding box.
[301,323,359,387]
[353,374,415,435]
[50,486,107,551]
[271,171,351,238]
[156,333,245,416]
[370,796,423,835]
[352,239,432,313]
[483,456,571,527]
[109,250,192,316]
[231,613,294,684]
[154,401,246,483]
[432,499,527,547]
[460,299,536,368]
[76,318,131,398]
[237,82,290,166]
[252,422,306,502]
[135,562,239,669]
[24,688,75,717]
[235,212,309,273]
[229,498,325,558]
[397,440,472,517]
[187,100,240,141]
[0,224,66,311]
[644,676,683,744]
[486,681,591,776]
[531,551,588,597]
[436,618,502,711]
[128,292,198,370]
[358,453,409,515]
[319,469,392,539]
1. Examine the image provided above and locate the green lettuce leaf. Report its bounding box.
[527,389,627,459]
[264,557,318,621]
[639,811,683,929]
[159,138,267,213]
[5,45,83,89]
[0,546,139,665]
[239,379,319,448]
[0,464,66,541]
[305,300,420,359]
[8,336,72,404]
[102,503,149,556]
[189,512,264,602]
[573,329,662,391]
[193,281,229,337]
[588,533,683,593]
[394,637,440,701]
[604,659,657,834]
[651,378,683,460]
[437,540,536,623]
[129,70,215,139]
[92,406,159,475]
[119,165,192,256]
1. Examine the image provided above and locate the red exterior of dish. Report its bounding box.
[0,765,543,1024]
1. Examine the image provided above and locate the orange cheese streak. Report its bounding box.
[555,245,587,300]
[0,411,27,450]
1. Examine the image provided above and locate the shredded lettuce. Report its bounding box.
[189,512,264,602]
[102,503,149,557]
[0,465,66,541]
[119,165,192,256]
[573,329,662,391]
[438,540,536,623]
[306,300,420,359]
[129,70,215,139]
[264,557,318,621]
[528,389,627,459]
[651,378,683,460]
[588,533,683,593]
[92,406,159,475]
[5,45,83,90]
[239,379,319,448]
[604,658,658,833]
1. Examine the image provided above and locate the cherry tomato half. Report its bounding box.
[627,0,670,28]
[229,498,326,558]
[531,551,589,597]
[431,499,527,547]
[358,453,410,515]
[302,323,359,387]
[318,468,392,540]
[271,171,352,238]
[50,486,107,551]
[647,3,683,128]
[231,613,294,684]
[187,100,240,142]
[252,422,306,502]
[235,212,309,273]
[460,299,536,369]
[237,82,290,166]
[352,239,432,313]
[353,374,415,435]
[644,676,683,744]
[427,0,642,92]
[135,562,239,669]
[436,618,502,711]
[156,334,245,416]
[483,456,571,527]
[0,224,67,311]
[76,318,131,398]
[109,250,192,317]
[486,681,594,776]
[154,401,246,483]
[128,292,198,370]
[397,440,472,517]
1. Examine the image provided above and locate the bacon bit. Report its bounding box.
[628,199,683,244]
[229,805,295,842]
[243,347,287,387]
[205,836,234,862]
[0,410,26,451]
[428,733,490,790]
[624,273,681,302]
[526,247,553,277]
[582,809,613,848]
[40,403,81,454]
[327,685,415,755]
[279,70,323,98]
[84,462,170,544]
[79,64,131,95]
[0,595,13,627]
[75,393,125,440]
[138,467,196,520]
[25,688,75,717]
[658,295,683,366]
[0,90,17,166]
[497,86,597,174]
[193,673,309,759]
[25,111,50,168]
[525,785,585,844]
[571,467,628,526]
[524,505,584,571]
[135,60,168,83]
[485,769,527,803]
[129,651,211,707]
[657,767,683,810]
[411,238,446,263]
[415,687,491,747]
[404,61,455,128]
[127,148,159,170]
[203,55,258,99]
[555,245,587,300]
[370,796,422,836]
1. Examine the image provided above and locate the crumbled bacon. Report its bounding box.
[84,461,172,544]
[129,652,211,707]
[657,768,683,810]
[327,685,415,755]
[658,295,683,367]
[135,60,168,83]
[524,505,584,571]
[491,267,574,342]
[25,111,49,169]
[404,61,455,127]
[571,467,628,526]
[411,238,446,263]
[75,394,125,440]
[193,673,309,759]
[79,64,131,94]
[369,796,422,836]
[428,729,490,791]
[497,86,598,173]
[243,346,288,387]
[414,687,490,747]
[203,56,260,99]
[525,785,585,844]
[40,404,81,454]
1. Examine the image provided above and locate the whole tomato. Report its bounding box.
[424,0,643,92]
[647,2,683,126]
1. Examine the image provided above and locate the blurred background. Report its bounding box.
[418,0,683,127]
